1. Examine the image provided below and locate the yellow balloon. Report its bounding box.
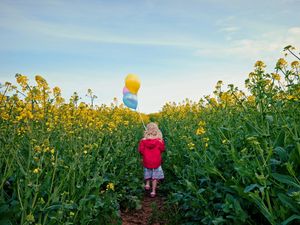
[125,74,140,94]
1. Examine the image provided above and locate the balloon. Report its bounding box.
[123,92,138,110]
[123,86,130,95]
[125,74,140,94]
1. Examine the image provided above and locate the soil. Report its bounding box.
[121,193,166,225]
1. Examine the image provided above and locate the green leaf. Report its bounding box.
[197,188,206,194]
[272,173,300,189]
[244,184,261,193]
[248,193,275,224]
[245,121,258,136]
[270,158,281,165]
[274,146,288,162]
[212,217,226,225]
[45,204,62,211]
[277,193,299,213]
[281,214,300,225]
[63,203,77,210]
[273,131,285,148]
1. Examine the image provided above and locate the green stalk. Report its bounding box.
[17,181,25,225]
[42,151,59,225]
[0,85,9,106]
[42,213,49,225]
[44,151,58,207]
[31,179,39,209]
[297,142,300,159]
[266,190,273,215]
[0,156,10,191]
[20,133,33,225]
[50,152,58,197]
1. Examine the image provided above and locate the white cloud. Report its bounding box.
[0,3,211,50]
[195,27,300,64]
[219,26,239,32]
[216,16,236,26]
[288,27,300,34]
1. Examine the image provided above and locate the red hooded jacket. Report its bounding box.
[138,138,165,169]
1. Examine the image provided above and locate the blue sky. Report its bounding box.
[0,0,299,113]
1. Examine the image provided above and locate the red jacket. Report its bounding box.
[138,138,165,169]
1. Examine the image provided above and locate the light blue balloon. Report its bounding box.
[123,92,138,110]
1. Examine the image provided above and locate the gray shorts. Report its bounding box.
[144,166,164,180]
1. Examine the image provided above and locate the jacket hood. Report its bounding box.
[142,138,160,149]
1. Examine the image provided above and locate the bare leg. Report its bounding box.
[151,179,157,197]
[145,179,150,190]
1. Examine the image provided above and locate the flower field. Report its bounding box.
[1,46,300,224]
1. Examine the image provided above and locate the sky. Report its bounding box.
[0,0,300,113]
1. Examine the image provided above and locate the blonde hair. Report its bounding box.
[144,122,163,139]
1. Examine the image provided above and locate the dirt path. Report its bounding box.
[121,193,166,225]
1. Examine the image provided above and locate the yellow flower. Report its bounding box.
[50,148,55,154]
[188,142,195,150]
[106,182,115,191]
[33,168,40,174]
[44,147,50,153]
[209,97,218,106]
[84,150,88,154]
[70,212,75,217]
[271,73,281,81]
[35,75,49,89]
[222,139,228,144]
[196,127,206,135]
[276,58,287,69]
[254,60,266,69]
[220,92,235,105]
[26,213,35,223]
[247,95,255,103]
[198,121,206,127]
[16,74,28,90]
[248,72,256,79]
[291,61,299,69]
[53,86,61,96]
[34,146,41,153]
[265,79,272,86]
[203,137,209,142]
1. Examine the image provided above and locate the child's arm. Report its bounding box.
[138,139,145,155]
[158,139,165,153]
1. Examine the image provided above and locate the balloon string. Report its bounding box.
[137,107,146,130]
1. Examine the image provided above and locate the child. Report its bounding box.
[138,122,165,197]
